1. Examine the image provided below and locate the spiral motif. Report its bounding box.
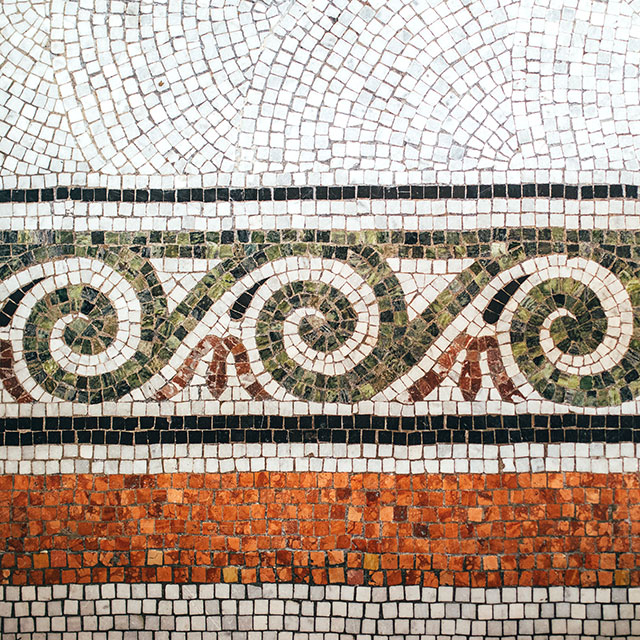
[498,256,638,407]
[239,251,406,403]
[45,283,141,378]
[8,252,163,403]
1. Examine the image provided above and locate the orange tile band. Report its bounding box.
[1,472,639,587]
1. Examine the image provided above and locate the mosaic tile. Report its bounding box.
[2,183,640,203]
[3,1,640,186]
[6,188,640,234]
[0,0,88,178]
[3,414,640,447]
[2,585,639,640]
[3,0,640,632]
[1,442,639,476]
[1,470,640,588]
[0,230,639,417]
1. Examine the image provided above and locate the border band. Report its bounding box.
[1,184,639,204]
[1,415,640,446]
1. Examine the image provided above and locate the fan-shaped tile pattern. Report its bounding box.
[51,0,291,175]
[512,0,640,170]
[242,0,522,174]
[0,0,86,178]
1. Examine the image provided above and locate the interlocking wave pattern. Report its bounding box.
[1,237,639,409]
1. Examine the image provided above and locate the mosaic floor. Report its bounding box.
[3,0,640,638]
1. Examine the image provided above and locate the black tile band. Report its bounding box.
[0,184,638,203]
[1,415,639,446]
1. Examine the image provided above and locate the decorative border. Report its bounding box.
[1,442,638,476]
[1,184,639,203]
[1,415,640,446]
[2,470,639,587]
[5,198,640,233]
[1,228,640,418]
[1,584,638,638]
[1,584,638,637]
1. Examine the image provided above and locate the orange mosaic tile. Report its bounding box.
[1,471,639,587]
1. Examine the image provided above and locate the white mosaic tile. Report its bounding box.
[4,198,640,232]
[1,0,640,184]
[0,0,88,179]
[149,258,223,312]
[1,584,638,639]
[1,442,639,475]
[386,258,476,320]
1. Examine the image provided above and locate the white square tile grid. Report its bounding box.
[0,584,639,639]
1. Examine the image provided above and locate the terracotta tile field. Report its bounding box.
[2,471,640,590]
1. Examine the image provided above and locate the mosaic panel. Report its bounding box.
[3,0,640,636]
[3,0,640,186]
[2,585,638,639]
[1,470,640,587]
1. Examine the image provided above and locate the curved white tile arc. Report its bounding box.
[242,0,521,174]
[246,259,380,378]
[51,0,291,174]
[497,256,634,376]
[0,0,84,175]
[512,0,640,171]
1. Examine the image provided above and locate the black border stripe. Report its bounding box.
[0,184,638,203]
[1,415,639,446]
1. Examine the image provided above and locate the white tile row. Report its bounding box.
[4,583,640,603]
[3,170,640,190]
[0,584,638,639]
[4,400,640,416]
[3,199,640,231]
[1,442,639,475]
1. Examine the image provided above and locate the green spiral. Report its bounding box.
[510,276,640,407]
[254,248,408,403]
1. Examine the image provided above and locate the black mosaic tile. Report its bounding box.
[2,185,637,203]
[1,415,638,445]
